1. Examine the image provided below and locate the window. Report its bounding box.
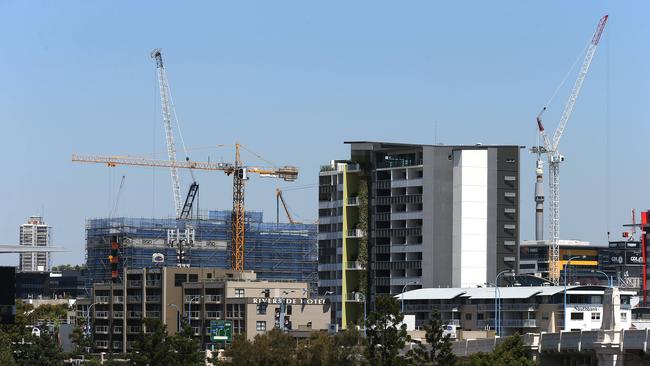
[542,312,549,320]
[465,313,472,321]
[286,305,292,315]
[207,273,212,279]
[621,312,628,321]
[174,274,187,287]
[477,313,484,320]
[189,274,198,283]
[570,313,584,320]
[256,321,266,332]
[256,303,267,315]
[591,312,601,321]
[235,288,245,298]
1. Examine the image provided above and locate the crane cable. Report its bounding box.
[542,41,591,115]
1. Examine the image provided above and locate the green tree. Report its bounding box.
[295,332,336,366]
[130,318,174,366]
[14,334,64,366]
[332,328,368,366]
[0,333,16,366]
[216,334,255,365]
[365,295,410,366]
[168,324,204,365]
[219,329,295,365]
[68,318,93,356]
[462,334,535,366]
[407,310,456,366]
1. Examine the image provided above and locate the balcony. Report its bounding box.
[477,319,537,328]
[127,326,141,334]
[95,311,109,319]
[113,326,123,334]
[145,295,161,303]
[95,325,109,334]
[112,341,122,350]
[346,261,366,270]
[188,311,201,319]
[347,229,365,238]
[145,311,161,318]
[404,304,462,312]
[94,341,109,349]
[205,295,221,303]
[127,295,142,303]
[95,296,110,304]
[476,303,539,312]
[146,280,161,287]
[128,311,142,319]
[127,280,142,288]
[113,296,124,304]
[184,295,202,303]
[376,159,422,169]
[113,311,124,319]
[205,311,221,319]
[347,197,359,206]
[346,293,365,302]
[191,327,201,336]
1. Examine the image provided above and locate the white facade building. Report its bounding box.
[19,216,51,272]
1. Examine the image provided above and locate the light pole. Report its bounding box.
[564,255,586,331]
[85,303,98,337]
[401,281,420,314]
[280,290,295,332]
[187,295,203,335]
[353,291,367,337]
[591,269,612,288]
[494,270,513,337]
[168,303,180,332]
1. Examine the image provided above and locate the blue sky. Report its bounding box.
[0,1,648,266]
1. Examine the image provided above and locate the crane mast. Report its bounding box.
[151,48,182,217]
[536,15,608,284]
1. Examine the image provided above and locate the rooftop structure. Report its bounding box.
[85,211,317,291]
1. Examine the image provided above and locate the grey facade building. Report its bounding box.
[318,142,521,329]
[19,216,51,272]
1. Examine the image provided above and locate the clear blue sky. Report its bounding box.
[0,1,648,266]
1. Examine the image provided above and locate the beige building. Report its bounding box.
[88,267,329,353]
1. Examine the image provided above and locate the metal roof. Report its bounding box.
[397,288,467,301]
[396,285,628,301]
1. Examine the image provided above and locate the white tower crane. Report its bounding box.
[535,15,608,284]
[151,48,182,217]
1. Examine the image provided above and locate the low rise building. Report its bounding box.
[88,267,329,353]
[519,240,606,282]
[398,285,634,337]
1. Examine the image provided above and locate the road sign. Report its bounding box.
[210,320,232,342]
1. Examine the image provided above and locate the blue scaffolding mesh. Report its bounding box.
[85,211,317,289]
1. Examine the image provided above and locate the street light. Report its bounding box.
[85,302,98,337]
[494,270,514,336]
[564,255,587,331]
[401,281,420,314]
[280,290,295,332]
[352,291,367,337]
[591,269,612,288]
[168,303,180,332]
[187,295,203,335]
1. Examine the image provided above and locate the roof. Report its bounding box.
[396,285,625,301]
[344,141,523,149]
[520,239,608,248]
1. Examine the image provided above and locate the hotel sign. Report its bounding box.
[250,297,327,305]
[573,306,599,312]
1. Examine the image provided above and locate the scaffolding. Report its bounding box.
[85,211,317,290]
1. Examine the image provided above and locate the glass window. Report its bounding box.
[621,312,628,321]
[571,312,584,320]
[235,288,245,298]
[256,321,266,332]
[465,313,472,320]
[256,303,267,315]
[174,274,187,287]
[477,313,484,320]
[591,312,601,321]
[189,274,198,283]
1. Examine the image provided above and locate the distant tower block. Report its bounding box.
[19,216,52,272]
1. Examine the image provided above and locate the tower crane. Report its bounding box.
[276,188,297,224]
[533,15,608,284]
[72,143,298,271]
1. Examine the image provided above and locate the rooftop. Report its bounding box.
[397,285,636,301]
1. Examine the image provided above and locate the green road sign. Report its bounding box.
[210,320,232,342]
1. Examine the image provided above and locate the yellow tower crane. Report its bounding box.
[72,143,298,271]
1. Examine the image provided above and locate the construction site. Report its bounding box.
[84,210,317,290]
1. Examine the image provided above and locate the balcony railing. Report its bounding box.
[476,303,539,311]
[127,295,142,303]
[184,295,202,303]
[188,311,200,319]
[346,261,366,270]
[205,295,221,303]
[95,341,109,349]
[128,311,142,319]
[477,319,537,328]
[145,295,161,303]
[113,311,124,318]
[113,326,123,334]
[112,341,122,350]
[347,197,359,206]
[95,326,109,334]
[95,296,110,304]
[206,311,221,318]
[146,311,161,318]
[127,280,142,288]
[404,304,462,312]
[95,311,109,319]
[146,280,161,287]
[127,326,141,334]
[347,229,365,238]
[113,296,124,304]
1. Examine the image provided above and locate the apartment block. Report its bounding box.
[89,267,329,353]
[19,216,51,272]
[318,141,521,329]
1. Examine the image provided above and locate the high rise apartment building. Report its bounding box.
[19,216,51,272]
[318,142,521,328]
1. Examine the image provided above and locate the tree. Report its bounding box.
[0,333,16,366]
[295,332,337,366]
[331,328,368,366]
[130,318,174,366]
[168,324,204,366]
[462,334,535,366]
[219,329,295,366]
[407,310,456,366]
[216,334,255,365]
[365,295,410,366]
[14,334,64,366]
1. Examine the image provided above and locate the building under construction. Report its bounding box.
[85,211,317,291]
